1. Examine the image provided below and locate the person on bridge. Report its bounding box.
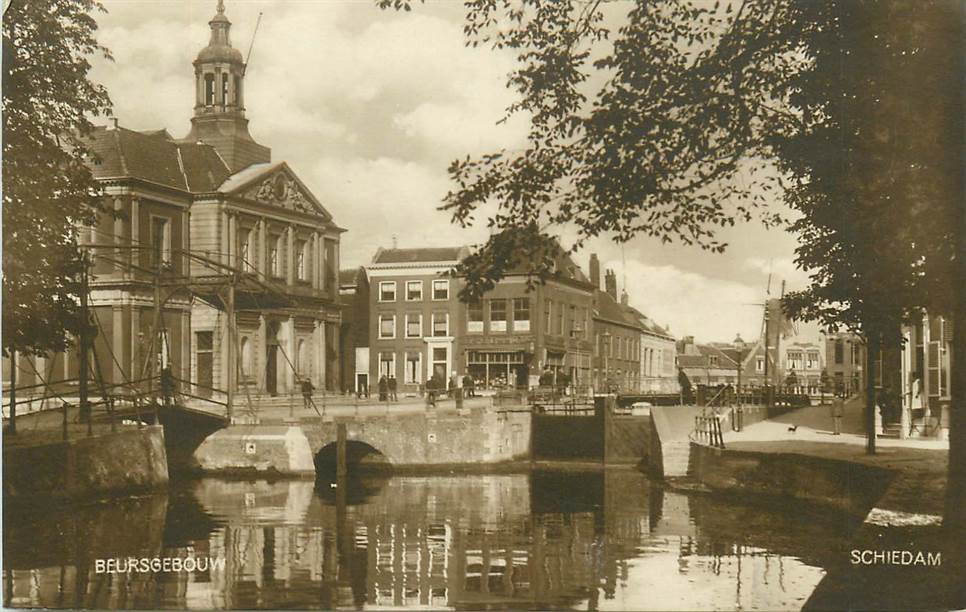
[301,378,315,412]
[159,366,175,407]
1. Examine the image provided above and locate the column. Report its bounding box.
[286,225,295,285]
[220,206,230,267]
[130,307,141,383]
[113,198,124,273]
[228,212,237,269]
[257,315,267,392]
[130,197,140,271]
[221,311,232,392]
[112,306,124,385]
[320,238,327,293]
[311,233,319,290]
[259,218,268,276]
[317,321,326,391]
[181,309,191,382]
[285,316,296,392]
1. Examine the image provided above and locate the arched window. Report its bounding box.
[240,336,252,377]
[204,73,215,106]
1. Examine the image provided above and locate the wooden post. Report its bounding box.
[336,422,347,480]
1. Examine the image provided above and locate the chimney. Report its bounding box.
[604,270,617,300]
[620,290,629,306]
[589,254,601,289]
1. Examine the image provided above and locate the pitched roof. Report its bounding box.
[88,126,230,193]
[623,305,674,339]
[593,290,643,330]
[372,247,468,265]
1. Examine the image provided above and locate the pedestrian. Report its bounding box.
[301,377,315,411]
[831,392,845,435]
[463,374,474,398]
[388,375,398,402]
[159,366,175,406]
[426,376,437,408]
[378,375,388,402]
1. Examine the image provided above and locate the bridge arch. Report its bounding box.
[313,439,392,475]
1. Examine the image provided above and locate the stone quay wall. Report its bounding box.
[2,425,169,500]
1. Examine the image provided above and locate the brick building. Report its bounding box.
[338,267,370,395]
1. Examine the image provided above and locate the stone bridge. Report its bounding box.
[193,408,531,476]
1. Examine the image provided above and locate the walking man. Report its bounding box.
[831,392,845,435]
[388,375,398,402]
[301,377,315,412]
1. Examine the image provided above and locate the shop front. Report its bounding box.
[466,349,530,390]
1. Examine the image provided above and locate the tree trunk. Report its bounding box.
[865,332,879,455]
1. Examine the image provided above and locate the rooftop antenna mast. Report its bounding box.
[244,11,264,73]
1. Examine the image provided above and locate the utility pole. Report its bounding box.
[79,256,92,436]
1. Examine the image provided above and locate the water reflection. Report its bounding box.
[4,470,855,610]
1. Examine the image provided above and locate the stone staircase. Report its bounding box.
[661,438,693,478]
[881,422,902,439]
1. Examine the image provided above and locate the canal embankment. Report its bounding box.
[662,398,961,611]
[2,425,169,501]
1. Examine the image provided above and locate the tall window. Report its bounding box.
[568,305,576,336]
[807,351,819,370]
[406,280,423,301]
[834,340,844,364]
[545,300,552,333]
[756,356,765,372]
[270,236,281,277]
[379,314,395,339]
[489,299,507,332]
[556,304,565,336]
[221,73,229,108]
[296,241,307,280]
[512,298,530,332]
[406,313,422,338]
[150,216,171,268]
[468,300,484,333]
[432,312,449,337]
[432,279,449,300]
[405,352,421,384]
[379,281,397,302]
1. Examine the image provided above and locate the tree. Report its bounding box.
[2,0,112,355]
[778,0,960,457]
[380,0,963,536]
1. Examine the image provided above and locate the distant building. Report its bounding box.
[364,244,597,393]
[781,340,824,393]
[676,336,739,387]
[824,331,865,395]
[624,306,678,394]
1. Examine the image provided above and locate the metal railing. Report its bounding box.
[693,414,726,449]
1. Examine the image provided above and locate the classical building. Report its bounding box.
[5,2,344,413]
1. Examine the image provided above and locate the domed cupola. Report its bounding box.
[183,0,271,173]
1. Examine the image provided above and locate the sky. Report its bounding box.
[89,0,816,344]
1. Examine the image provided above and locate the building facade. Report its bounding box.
[824,331,865,395]
[3,2,344,413]
[338,268,370,395]
[366,247,469,394]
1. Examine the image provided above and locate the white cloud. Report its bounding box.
[603,258,763,344]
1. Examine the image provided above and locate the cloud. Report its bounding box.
[743,257,813,293]
[603,258,763,344]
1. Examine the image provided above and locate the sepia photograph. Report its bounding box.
[1,0,963,610]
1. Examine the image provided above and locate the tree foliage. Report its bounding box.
[779,0,960,340]
[2,0,113,356]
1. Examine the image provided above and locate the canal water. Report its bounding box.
[4,470,859,610]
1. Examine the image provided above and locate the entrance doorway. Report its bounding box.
[356,373,369,397]
[266,321,280,396]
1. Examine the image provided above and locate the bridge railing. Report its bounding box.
[692,414,726,449]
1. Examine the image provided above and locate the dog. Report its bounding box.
[787,425,799,432]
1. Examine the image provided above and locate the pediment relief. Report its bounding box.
[244,172,319,216]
